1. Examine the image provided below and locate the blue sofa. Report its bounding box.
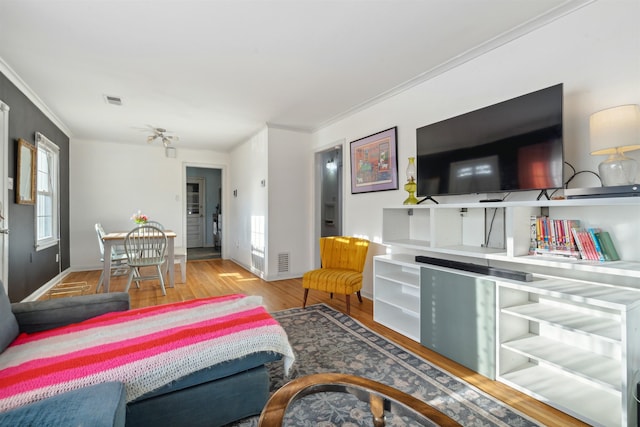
[0,284,281,426]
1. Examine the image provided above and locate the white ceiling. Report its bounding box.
[0,0,589,151]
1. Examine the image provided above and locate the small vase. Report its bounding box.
[403,157,418,205]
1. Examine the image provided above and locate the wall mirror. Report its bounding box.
[16,138,36,204]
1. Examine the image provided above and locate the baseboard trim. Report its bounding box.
[22,267,72,302]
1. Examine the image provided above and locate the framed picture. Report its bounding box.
[350,127,398,194]
[16,138,37,204]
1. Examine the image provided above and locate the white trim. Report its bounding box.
[20,267,71,302]
[35,132,61,252]
[0,100,9,290]
[265,122,313,133]
[313,138,345,268]
[182,161,226,259]
[0,58,72,137]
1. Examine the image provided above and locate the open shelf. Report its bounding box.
[502,334,620,390]
[373,255,421,342]
[374,285,419,314]
[376,271,419,288]
[500,364,620,427]
[372,300,419,342]
[502,302,621,342]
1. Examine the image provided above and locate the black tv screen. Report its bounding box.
[416,84,563,198]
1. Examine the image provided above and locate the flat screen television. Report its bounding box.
[416,84,563,200]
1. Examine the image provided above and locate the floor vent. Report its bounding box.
[278,252,290,274]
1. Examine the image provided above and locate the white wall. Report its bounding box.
[227,127,268,273]
[227,126,312,280]
[70,139,229,270]
[311,0,640,259]
[266,127,313,280]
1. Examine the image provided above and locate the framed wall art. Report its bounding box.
[349,127,398,194]
[16,138,36,205]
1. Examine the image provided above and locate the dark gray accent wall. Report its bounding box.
[0,71,70,302]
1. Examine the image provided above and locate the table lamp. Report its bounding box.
[589,104,640,186]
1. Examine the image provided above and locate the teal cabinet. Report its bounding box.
[420,265,496,379]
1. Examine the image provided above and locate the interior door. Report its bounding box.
[186,177,205,248]
[0,100,9,290]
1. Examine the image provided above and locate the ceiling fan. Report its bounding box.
[145,126,179,147]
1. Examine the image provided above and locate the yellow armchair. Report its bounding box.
[302,236,370,315]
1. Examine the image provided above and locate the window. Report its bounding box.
[35,133,59,250]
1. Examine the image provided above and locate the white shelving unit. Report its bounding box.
[381,198,640,281]
[497,277,640,427]
[373,254,421,342]
[374,196,640,426]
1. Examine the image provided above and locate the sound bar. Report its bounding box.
[415,255,532,282]
[565,184,639,199]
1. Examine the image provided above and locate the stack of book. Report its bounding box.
[529,216,581,259]
[571,227,620,261]
[529,216,620,261]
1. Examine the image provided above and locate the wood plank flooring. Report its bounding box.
[62,259,588,427]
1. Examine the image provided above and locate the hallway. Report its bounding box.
[186,247,220,261]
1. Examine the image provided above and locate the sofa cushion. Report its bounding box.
[0,382,126,427]
[0,282,18,353]
[131,351,282,401]
[11,292,130,333]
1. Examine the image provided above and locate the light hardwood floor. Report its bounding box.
[61,259,588,427]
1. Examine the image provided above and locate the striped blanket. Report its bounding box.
[0,294,295,413]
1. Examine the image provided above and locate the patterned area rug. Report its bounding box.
[229,304,541,427]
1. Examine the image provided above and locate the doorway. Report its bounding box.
[186,177,205,248]
[185,167,222,260]
[313,144,343,267]
[316,144,343,240]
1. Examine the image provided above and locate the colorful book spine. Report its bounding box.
[529,216,538,255]
[587,228,606,261]
[595,230,621,261]
[571,227,587,260]
[567,220,580,251]
[531,217,580,259]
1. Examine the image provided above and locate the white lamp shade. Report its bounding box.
[589,104,640,155]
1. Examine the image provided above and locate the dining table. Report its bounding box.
[101,230,177,293]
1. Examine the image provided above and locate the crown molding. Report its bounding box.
[266,122,314,133]
[315,0,594,132]
[0,57,72,137]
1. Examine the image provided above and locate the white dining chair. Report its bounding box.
[95,223,129,293]
[124,225,168,295]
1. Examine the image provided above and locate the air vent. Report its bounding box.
[278,252,290,274]
[103,95,123,106]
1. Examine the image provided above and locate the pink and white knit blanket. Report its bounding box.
[0,294,295,413]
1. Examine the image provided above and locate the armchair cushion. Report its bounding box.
[0,283,18,353]
[302,269,363,295]
[0,381,126,427]
[11,292,130,334]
